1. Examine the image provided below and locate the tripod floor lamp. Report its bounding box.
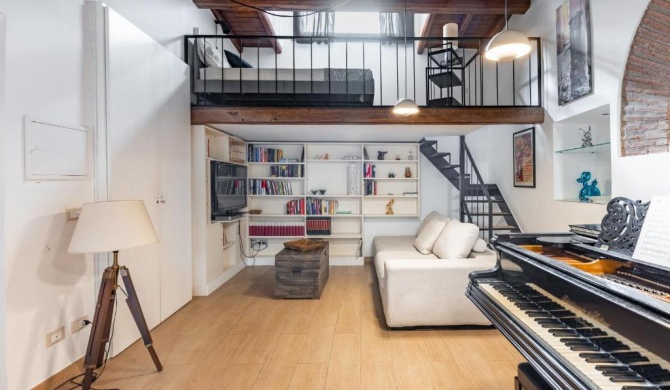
[68,200,163,389]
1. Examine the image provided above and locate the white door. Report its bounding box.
[106,8,161,356]
[156,44,192,321]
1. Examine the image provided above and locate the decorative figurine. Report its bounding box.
[324,153,329,160]
[580,126,593,148]
[385,199,395,215]
[395,155,401,160]
[408,150,414,160]
[388,171,396,178]
[404,167,412,178]
[577,171,601,202]
[377,151,388,160]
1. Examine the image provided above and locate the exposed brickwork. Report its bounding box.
[621,0,670,156]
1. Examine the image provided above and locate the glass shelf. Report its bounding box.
[555,142,611,154]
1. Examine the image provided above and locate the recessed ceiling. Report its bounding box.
[210,124,482,142]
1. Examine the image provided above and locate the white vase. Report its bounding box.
[347,164,359,195]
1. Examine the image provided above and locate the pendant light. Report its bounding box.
[393,0,418,116]
[485,0,531,62]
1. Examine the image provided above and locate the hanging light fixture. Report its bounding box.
[485,0,531,62]
[393,0,418,116]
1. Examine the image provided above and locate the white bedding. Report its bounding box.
[199,67,328,82]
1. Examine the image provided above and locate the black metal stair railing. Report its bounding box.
[184,34,542,109]
[420,137,520,241]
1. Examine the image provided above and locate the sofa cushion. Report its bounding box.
[413,218,448,254]
[416,211,450,237]
[375,250,438,279]
[432,220,480,259]
[472,238,488,252]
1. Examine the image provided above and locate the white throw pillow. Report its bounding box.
[472,238,488,253]
[432,220,480,259]
[416,211,450,237]
[197,38,229,68]
[413,218,448,255]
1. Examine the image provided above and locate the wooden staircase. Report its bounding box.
[420,137,520,240]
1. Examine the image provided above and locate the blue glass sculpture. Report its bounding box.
[577,171,601,202]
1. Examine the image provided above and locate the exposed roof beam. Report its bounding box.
[488,14,507,38]
[212,10,243,52]
[195,0,531,14]
[191,106,545,125]
[256,10,283,53]
[416,14,435,54]
[459,13,474,35]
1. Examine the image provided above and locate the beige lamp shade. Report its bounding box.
[443,23,459,49]
[68,200,159,254]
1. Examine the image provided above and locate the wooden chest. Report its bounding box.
[275,243,329,299]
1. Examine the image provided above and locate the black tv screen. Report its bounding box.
[210,161,247,219]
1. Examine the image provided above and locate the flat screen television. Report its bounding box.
[210,161,247,219]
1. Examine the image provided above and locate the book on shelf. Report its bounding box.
[306,216,331,235]
[270,164,303,178]
[250,221,305,236]
[306,197,339,215]
[248,145,285,163]
[249,179,293,195]
[363,163,376,178]
[364,180,377,195]
[286,199,305,215]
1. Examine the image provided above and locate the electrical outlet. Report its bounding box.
[45,326,65,348]
[251,239,267,247]
[71,315,89,334]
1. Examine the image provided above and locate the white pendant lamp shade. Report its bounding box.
[393,98,419,116]
[485,29,531,62]
[68,200,159,254]
[443,23,459,49]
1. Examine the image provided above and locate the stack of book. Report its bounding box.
[249,180,293,195]
[306,197,339,215]
[248,145,285,162]
[270,164,303,177]
[249,221,305,236]
[306,217,331,235]
[286,199,305,215]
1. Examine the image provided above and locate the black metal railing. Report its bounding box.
[459,136,495,241]
[184,34,542,109]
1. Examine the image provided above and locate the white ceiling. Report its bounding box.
[210,124,482,142]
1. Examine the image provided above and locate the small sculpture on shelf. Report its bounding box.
[395,155,401,160]
[377,151,388,160]
[404,167,412,178]
[385,199,395,215]
[408,150,414,160]
[324,153,329,160]
[579,126,593,148]
[388,171,396,178]
[577,171,601,202]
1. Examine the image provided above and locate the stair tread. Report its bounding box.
[466,199,506,203]
[428,152,451,158]
[477,225,519,230]
[469,212,512,216]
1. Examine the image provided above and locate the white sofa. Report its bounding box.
[372,214,497,328]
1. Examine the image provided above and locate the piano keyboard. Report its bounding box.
[480,281,670,390]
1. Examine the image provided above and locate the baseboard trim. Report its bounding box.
[245,257,364,266]
[206,261,246,294]
[32,357,83,390]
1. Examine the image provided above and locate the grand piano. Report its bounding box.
[466,198,670,390]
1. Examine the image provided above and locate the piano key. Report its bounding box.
[611,352,650,364]
[550,329,579,337]
[526,310,553,318]
[479,283,663,390]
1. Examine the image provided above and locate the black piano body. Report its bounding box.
[467,232,670,390]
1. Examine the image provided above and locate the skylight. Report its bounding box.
[333,12,381,35]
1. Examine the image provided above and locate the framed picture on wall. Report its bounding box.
[513,127,536,188]
[556,0,593,105]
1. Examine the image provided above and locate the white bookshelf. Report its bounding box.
[245,142,420,264]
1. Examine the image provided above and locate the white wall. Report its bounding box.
[0,1,213,389]
[460,0,659,233]
[0,11,8,390]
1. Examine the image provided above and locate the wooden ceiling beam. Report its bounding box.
[195,0,531,15]
[416,14,435,54]
[459,13,474,35]
[256,10,283,53]
[191,106,544,125]
[488,14,507,38]
[212,10,244,52]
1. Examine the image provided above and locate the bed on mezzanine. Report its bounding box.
[187,39,375,107]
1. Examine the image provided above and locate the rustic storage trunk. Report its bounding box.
[275,243,329,298]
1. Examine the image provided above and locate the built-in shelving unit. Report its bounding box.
[553,105,612,205]
[246,142,420,265]
[192,126,249,296]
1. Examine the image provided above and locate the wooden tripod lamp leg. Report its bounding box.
[82,267,118,390]
[120,266,163,371]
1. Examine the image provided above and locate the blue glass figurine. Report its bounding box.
[576,171,601,202]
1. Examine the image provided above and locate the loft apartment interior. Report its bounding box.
[1,0,669,389]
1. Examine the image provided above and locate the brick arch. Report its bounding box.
[620,0,670,156]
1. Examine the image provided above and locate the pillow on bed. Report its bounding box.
[197,38,229,68]
[224,50,253,68]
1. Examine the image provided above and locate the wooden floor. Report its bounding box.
[92,263,524,389]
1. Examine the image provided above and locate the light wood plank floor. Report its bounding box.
[89,263,524,389]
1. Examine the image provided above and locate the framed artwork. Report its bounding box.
[513,127,536,188]
[556,0,593,105]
